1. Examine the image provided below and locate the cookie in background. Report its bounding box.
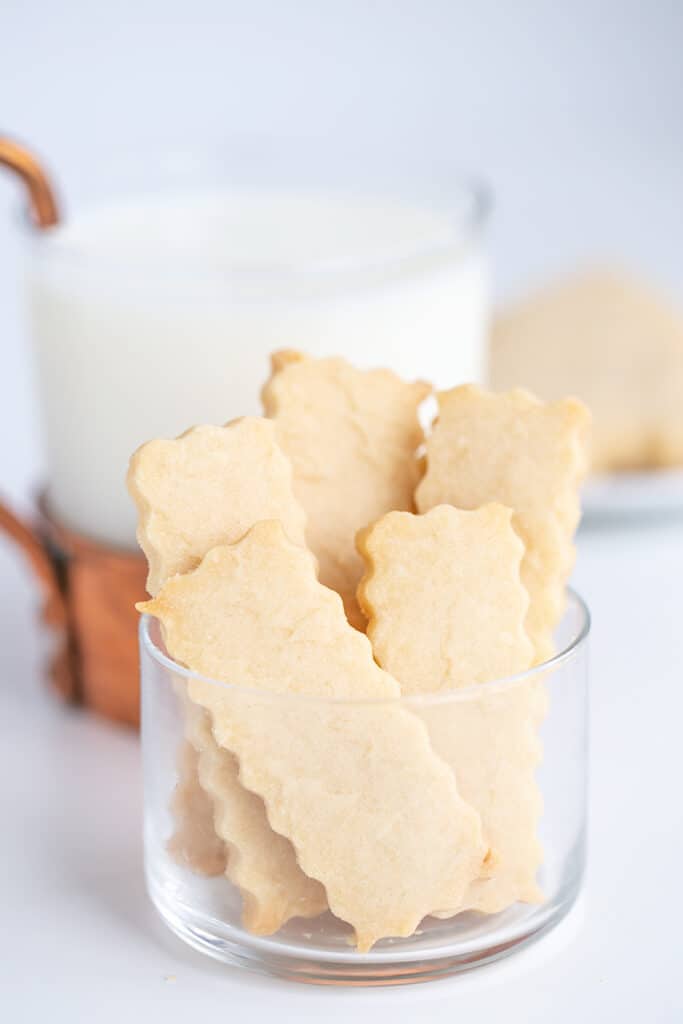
[489,269,683,513]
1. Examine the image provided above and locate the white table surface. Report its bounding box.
[1,510,682,1022]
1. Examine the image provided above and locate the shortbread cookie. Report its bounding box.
[357,505,542,913]
[262,350,430,627]
[140,521,488,951]
[166,739,228,877]
[167,694,326,936]
[416,385,590,662]
[490,269,683,471]
[128,417,307,597]
[357,504,533,692]
[423,690,544,913]
[184,701,327,933]
[129,416,325,933]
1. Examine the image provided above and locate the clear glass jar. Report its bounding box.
[140,590,589,986]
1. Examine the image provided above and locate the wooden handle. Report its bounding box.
[0,137,60,228]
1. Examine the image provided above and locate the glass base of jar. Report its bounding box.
[146,856,583,987]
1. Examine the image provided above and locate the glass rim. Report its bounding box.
[22,152,491,292]
[140,587,590,708]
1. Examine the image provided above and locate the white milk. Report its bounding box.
[27,189,489,548]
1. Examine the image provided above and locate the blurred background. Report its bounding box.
[2,3,682,1018]
[2,0,683,505]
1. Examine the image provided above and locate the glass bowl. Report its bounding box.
[140,589,589,986]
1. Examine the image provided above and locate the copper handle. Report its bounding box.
[0,139,62,622]
[0,137,60,228]
[0,500,66,626]
[0,499,79,701]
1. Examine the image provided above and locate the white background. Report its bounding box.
[1,3,682,1020]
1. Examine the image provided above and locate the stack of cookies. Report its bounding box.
[128,350,590,951]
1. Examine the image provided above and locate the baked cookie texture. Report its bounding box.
[129,416,325,933]
[141,521,488,952]
[262,350,429,628]
[416,385,590,663]
[130,350,590,947]
[127,417,307,597]
[357,504,542,913]
[166,739,228,877]
[357,504,533,692]
[490,269,683,471]
[183,698,327,934]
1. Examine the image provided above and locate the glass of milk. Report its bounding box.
[25,146,490,549]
